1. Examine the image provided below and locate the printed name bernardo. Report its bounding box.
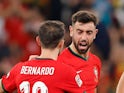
[20,66,55,75]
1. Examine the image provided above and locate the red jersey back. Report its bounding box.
[58,47,101,93]
[1,59,83,93]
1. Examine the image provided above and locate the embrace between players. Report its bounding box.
[0,10,102,93]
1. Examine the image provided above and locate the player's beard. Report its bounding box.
[74,40,92,54]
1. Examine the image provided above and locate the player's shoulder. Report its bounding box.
[57,61,76,73]
[57,61,71,68]
[59,47,71,58]
[90,52,101,61]
[8,61,25,74]
[89,52,101,65]
[13,60,33,69]
[13,61,24,68]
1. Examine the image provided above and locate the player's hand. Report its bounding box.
[28,55,39,61]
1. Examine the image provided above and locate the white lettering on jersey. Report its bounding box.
[75,74,83,87]
[20,66,55,75]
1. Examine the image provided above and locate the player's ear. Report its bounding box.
[94,29,98,39]
[96,29,98,34]
[69,25,73,37]
[57,39,64,53]
[57,39,64,49]
[36,36,41,46]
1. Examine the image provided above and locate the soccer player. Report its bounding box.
[116,72,124,93]
[57,10,101,93]
[0,20,83,93]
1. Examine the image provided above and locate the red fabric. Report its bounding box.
[58,47,101,93]
[2,59,83,93]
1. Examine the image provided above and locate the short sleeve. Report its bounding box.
[1,63,21,92]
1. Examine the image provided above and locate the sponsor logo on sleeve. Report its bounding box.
[76,70,82,74]
[75,74,83,87]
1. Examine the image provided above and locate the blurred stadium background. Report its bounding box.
[0,0,124,93]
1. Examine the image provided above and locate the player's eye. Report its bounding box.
[87,31,93,35]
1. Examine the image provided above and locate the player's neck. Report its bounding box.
[38,48,59,60]
[69,43,90,59]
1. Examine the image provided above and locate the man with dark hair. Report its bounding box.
[28,10,102,93]
[0,20,83,93]
[58,10,101,93]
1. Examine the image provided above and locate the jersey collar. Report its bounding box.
[68,47,88,61]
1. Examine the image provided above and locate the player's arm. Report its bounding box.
[116,72,124,93]
[0,79,4,93]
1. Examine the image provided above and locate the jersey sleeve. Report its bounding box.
[96,57,102,81]
[1,63,21,92]
[93,55,102,86]
[91,53,102,81]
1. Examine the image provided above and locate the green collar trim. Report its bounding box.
[68,47,88,61]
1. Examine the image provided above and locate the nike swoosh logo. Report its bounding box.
[76,70,82,73]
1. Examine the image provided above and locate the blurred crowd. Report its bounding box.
[0,0,124,93]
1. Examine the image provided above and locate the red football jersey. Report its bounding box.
[58,47,101,93]
[1,59,83,93]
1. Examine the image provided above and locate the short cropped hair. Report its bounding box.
[71,10,99,26]
[38,20,65,49]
